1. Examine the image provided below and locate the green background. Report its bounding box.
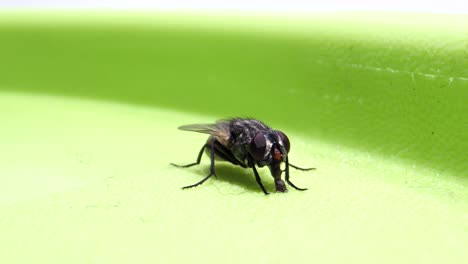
[0,11,467,263]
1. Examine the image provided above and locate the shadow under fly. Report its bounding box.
[171,118,315,195]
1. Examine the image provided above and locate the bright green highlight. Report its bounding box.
[0,11,467,263]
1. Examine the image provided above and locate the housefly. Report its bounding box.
[171,118,315,195]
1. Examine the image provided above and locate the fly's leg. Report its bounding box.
[170,145,206,168]
[289,163,316,171]
[182,141,216,189]
[285,157,308,191]
[248,157,269,195]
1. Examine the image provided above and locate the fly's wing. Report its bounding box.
[178,120,231,146]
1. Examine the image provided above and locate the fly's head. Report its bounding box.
[248,130,291,192]
[247,130,290,167]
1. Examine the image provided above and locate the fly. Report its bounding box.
[171,118,315,195]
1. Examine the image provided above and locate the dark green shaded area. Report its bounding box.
[0,12,466,177]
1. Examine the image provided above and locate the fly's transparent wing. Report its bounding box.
[178,120,231,145]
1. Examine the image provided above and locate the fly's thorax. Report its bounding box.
[228,119,270,145]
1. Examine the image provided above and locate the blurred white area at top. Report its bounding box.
[0,0,466,14]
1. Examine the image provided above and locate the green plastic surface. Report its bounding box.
[0,11,467,263]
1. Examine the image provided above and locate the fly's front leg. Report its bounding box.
[289,163,316,171]
[285,157,308,191]
[248,157,269,195]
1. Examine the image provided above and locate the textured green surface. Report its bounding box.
[0,11,467,263]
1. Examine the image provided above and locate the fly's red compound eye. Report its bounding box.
[249,133,267,160]
[275,130,290,153]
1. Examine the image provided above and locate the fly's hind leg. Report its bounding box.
[170,145,206,168]
[181,141,216,189]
